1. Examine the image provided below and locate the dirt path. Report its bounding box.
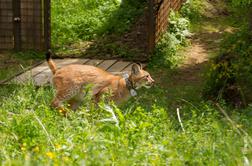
[164,0,235,108]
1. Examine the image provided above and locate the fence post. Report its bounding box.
[147,0,156,55]
[44,0,51,51]
[13,0,21,51]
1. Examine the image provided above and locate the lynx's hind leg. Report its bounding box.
[51,84,82,111]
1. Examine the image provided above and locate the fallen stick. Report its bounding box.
[176,108,185,132]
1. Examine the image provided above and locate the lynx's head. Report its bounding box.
[129,63,155,89]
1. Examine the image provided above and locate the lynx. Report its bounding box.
[46,51,154,110]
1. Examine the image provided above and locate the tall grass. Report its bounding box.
[0,83,252,165]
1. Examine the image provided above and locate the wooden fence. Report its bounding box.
[147,0,184,53]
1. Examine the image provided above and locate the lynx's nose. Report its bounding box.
[151,80,155,86]
[149,76,155,85]
[147,78,155,87]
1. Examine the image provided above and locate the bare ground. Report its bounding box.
[159,0,236,108]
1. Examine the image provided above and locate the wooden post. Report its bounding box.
[13,0,21,51]
[147,0,156,55]
[44,0,51,51]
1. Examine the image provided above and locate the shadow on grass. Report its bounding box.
[0,84,21,102]
[54,0,149,62]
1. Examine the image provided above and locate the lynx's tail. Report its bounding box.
[46,50,57,75]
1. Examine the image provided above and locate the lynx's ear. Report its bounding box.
[136,63,142,69]
[131,63,141,75]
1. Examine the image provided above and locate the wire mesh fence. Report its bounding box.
[0,0,183,55]
[0,0,14,49]
[147,0,184,53]
[0,0,49,51]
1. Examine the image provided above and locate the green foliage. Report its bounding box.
[201,0,252,106]
[1,84,252,165]
[181,0,205,21]
[51,0,145,48]
[229,0,252,6]
[203,27,252,106]
[150,11,190,68]
[169,12,191,44]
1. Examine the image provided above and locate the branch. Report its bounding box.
[176,108,185,132]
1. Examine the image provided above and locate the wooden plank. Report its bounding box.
[96,59,117,70]
[107,61,131,72]
[33,59,89,85]
[84,59,103,66]
[11,70,33,84]
[122,63,133,72]
[0,0,13,50]
[11,59,89,84]
[11,62,48,83]
[9,58,146,86]
[122,63,147,72]
[33,69,52,86]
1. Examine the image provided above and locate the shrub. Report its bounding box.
[150,11,190,68]
[203,27,252,107]
[180,0,205,21]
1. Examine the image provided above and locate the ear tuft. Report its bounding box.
[131,63,141,75]
[136,63,142,69]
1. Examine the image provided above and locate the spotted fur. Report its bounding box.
[46,52,154,110]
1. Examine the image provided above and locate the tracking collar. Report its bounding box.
[123,73,137,97]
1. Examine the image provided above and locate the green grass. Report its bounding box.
[1,82,252,165]
[0,52,44,81]
[51,0,146,49]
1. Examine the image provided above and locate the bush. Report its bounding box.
[203,27,252,107]
[150,11,190,68]
[180,0,205,21]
